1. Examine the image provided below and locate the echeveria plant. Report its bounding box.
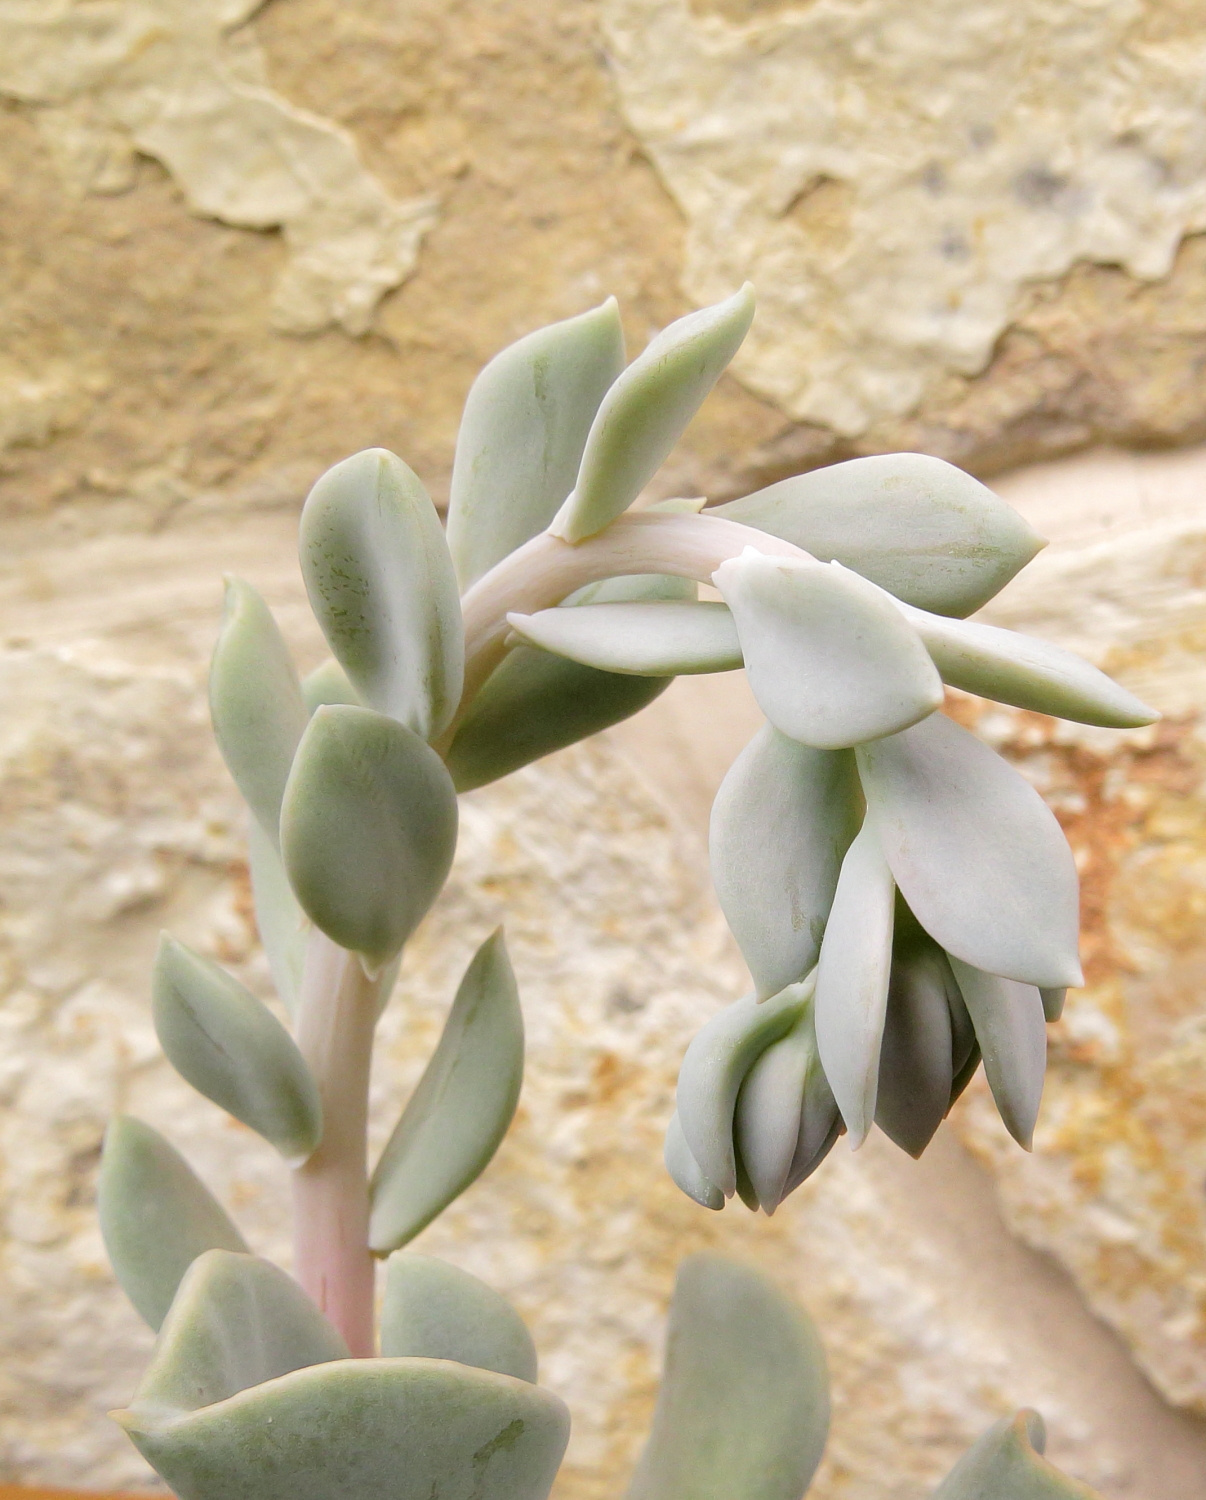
[95,288,1150,1498]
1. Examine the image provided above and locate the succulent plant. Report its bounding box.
[96,288,1142,1497]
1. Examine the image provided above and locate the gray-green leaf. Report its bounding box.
[247,816,307,1016]
[98,1116,248,1331]
[447,300,625,589]
[507,601,741,676]
[551,287,756,543]
[152,935,322,1165]
[710,725,860,999]
[932,1411,1102,1498]
[280,705,458,970]
[664,1113,724,1211]
[625,1254,828,1500]
[369,930,523,1253]
[856,712,1082,989]
[299,448,464,742]
[302,658,362,713]
[209,577,307,847]
[715,454,1045,618]
[947,957,1046,1149]
[715,552,943,749]
[874,935,959,1158]
[380,1253,538,1383]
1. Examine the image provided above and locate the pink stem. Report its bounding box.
[291,927,382,1357]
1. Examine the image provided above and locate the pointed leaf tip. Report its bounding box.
[933,1410,1104,1498]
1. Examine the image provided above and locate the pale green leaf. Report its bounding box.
[812,821,896,1148]
[1041,986,1066,1021]
[874,934,958,1158]
[280,705,458,969]
[118,1353,569,1500]
[715,552,943,748]
[664,1113,724,1211]
[152,935,322,1165]
[948,958,1047,1149]
[447,300,626,588]
[507,601,740,676]
[625,1255,828,1500]
[246,816,307,1016]
[710,725,860,999]
[856,712,1083,989]
[380,1253,538,1383]
[299,448,464,741]
[932,1411,1103,1498]
[98,1117,247,1332]
[715,454,1045,617]
[209,578,307,846]
[902,607,1158,728]
[302,658,361,713]
[551,287,756,543]
[675,983,810,1199]
[370,930,523,1253]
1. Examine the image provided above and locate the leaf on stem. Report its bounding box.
[932,1411,1103,1498]
[551,287,756,543]
[710,725,860,999]
[98,1117,247,1331]
[507,600,741,676]
[715,552,943,748]
[856,711,1082,989]
[302,658,361,713]
[247,816,307,1016]
[664,1113,725,1211]
[152,935,322,1166]
[280,705,458,970]
[874,935,959,1158]
[947,958,1047,1149]
[299,448,464,742]
[715,454,1045,618]
[380,1253,538,1383]
[447,300,626,589]
[625,1255,829,1500]
[209,578,307,847]
[369,930,523,1253]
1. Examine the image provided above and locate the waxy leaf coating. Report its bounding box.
[370,930,523,1253]
[98,1117,247,1331]
[948,957,1047,1150]
[280,705,458,969]
[874,935,960,1158]
[715,453,1045,617]
[152,935,322,1165]
[246,816,307,1016]
[507,600,741,677]
[932,1411,1103,1498]
[664,1112,725,1211]
[448,299,625,588]
[626,1255,828,1500]
[381,1253,538,1383]
[710,725,860,999]
[209,577,307,846]
[856,712,1082,989]
[552,286,755,542]
[715,552,943,749]
[300,448,464,742]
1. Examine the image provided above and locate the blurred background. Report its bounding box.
[2,2,1206,1496]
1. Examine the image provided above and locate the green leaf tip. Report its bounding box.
[381,1253,538,1383]
[98,1116,247,1332]
[933,1410,1104,1497]
[370,928,523,1253]
[152,934,322,1165]
[280,704,458,969]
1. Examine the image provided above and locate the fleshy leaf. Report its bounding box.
[874,935,958,1158]
[507,601,741,676]
[152,935,322,1165]
[302,658,361,712]
[625,1255,828,1500]
[209,578,307,846]
[551,287,756,543]
[98,1117,247,1332]
[447,300,626,588]
[715,454,1045,617]
[446,574,691,791]
[1041,986,1067,1022]
[948,958,1047,1149]
[903,608,1157,728]
[121,1250,348,1421]
[247,816,307,1016]
[370,930,523,1253]
[299,448,464,742]
[812,820,896,1148]
[118,1355,570,1500]
[734,999,837,1214]
[664,1113,724,1211]
[676,984,810,1199]
[710,725,860,998]
[932,1411,1102,1498]
[280,705,458,970]
[715,552,943,749]
[856,712,1082,988]
[380,1253,537,1383]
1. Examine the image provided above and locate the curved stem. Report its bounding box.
[291,927,382,1357]
[450,511,808,741]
